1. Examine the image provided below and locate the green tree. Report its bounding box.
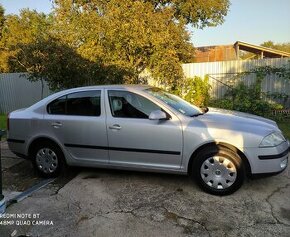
[0,4,4,37]
[51,0,229,87]
[0,4,6,70]
[0,8,131,89]
[1,0,230,89]
[145,0,230,28]
[15,36,137,90]
[0,9,52,72]
[261,41,290,53]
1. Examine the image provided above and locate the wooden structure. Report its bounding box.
[194,41,290,62]
[234,41,290,60]
[194,45,236,62]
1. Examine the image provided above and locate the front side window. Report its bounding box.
[108,90,161,118]
[47,90,101,116]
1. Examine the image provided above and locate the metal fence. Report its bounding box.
[182,58,290,108]
[0,73,51,113]
[0,58,290,113]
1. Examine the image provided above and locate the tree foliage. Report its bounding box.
[0,9,52,72]
[146,0,230,28]
[18,39,135,90]
[261,41,290,53]
[51,0,198,85]
[0,4,4,37]
[0,0,230,89]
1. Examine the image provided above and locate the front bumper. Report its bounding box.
[243,140,289,174]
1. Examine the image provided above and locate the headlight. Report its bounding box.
[259,132,286,147]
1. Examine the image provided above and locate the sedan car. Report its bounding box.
[7,85,289,195]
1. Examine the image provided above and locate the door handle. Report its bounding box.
[51,122,62,128]
[109,124,121,130]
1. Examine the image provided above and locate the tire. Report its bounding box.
[192,146,245,195]
[31,141,66,178]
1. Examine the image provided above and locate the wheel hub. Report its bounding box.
[215,169,221,176]
[200,156,237,190]
[36,148,58,174]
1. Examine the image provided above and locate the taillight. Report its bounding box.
[7,113,10,131]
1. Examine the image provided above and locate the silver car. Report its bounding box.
[7,85,289,195]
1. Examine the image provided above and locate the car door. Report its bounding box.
[105,89,183,170]
[44,89,108,164]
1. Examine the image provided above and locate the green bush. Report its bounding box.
[172,76,211,107]
[208,98,233,110]
[209,63,289,119]
[209,81,284,118]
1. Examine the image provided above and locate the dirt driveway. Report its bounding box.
[0,142,289,237]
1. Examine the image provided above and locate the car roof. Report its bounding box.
[28,84,155,111]
[63,84,152,92]
[49,84,153,100]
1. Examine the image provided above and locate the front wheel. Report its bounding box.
[192,147,245,195]
[32,142,65,178]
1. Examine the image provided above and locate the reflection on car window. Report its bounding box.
[47,91,101,116]
[108,90,160,118]
[145,88,203,117]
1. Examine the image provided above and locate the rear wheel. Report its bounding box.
[31,142,65,178]
[192,147,245,195]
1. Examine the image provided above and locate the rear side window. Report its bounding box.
[47,95,66,115]
[47,91,101,116]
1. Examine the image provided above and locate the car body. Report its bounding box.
[7,85,289,195]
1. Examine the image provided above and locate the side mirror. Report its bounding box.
[149,110,168,120]
[201,107,209,113]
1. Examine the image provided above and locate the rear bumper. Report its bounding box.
[7,138,27,158]
[244,141,289,174]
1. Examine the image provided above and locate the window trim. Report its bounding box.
[46,90,102,117]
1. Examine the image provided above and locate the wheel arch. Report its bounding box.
[187,142,251,177]
[28,136,65,159]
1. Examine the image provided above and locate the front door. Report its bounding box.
[106,89,183,170]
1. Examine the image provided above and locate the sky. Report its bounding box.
[1,0,290,47]
[191,0,290,46]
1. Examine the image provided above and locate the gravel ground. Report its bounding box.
[0,142,289,237]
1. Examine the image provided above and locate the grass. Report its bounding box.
[0,114,6,130]
[0,114,6,141]
[277,120,290,140]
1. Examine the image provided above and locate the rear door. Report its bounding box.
[105,89,183,170]
[44,89,108,164]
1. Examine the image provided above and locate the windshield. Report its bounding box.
[145,88,203,117]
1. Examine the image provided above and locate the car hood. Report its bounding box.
[208,107,277,127]
[188,107,279,136]
[182,108,281,148]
